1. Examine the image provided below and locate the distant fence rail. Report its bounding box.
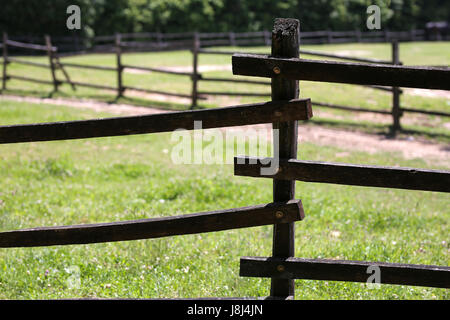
[87,28,446,54]
[1,30,449,135]
[2,28,448,55]
[0,18,449,299]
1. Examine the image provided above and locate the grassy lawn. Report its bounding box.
[0,99,448,299]
[0,42,448,299]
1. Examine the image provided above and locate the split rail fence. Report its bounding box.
[87,28,444,54]
[0,18,449,299]
[2,31,449,136]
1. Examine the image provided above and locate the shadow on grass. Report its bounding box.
[309,118,450,144]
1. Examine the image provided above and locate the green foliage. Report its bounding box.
[0,0,448,37]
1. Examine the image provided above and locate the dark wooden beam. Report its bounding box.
[232,54,450,90]
[0,200,304,248]
[270,17,300,299]
[240,256,450,288]
[0,98,311,144]
[234,156,450,193]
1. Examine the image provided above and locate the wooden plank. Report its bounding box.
[45,35,59,92]
[270,18,300,299]
[200,77,270,85]
[7,57,49,68]
[199,39,232,46]
[6,39,56,52]
[197,49,242,55]
[8,75,57,86]
[299,49,392,64]
[191,32,200,109]
[391,40,402,133]
[234,156,450,193]
[2,33,8,91]
[0,200,304,248]
[59,61,117,71]
[232,54,450,90]
[197,91,270,97]
[59,79,116,91]
[312,101,392,115]
[122,64,193,76]
[401,107,450,117]
[115,34,124,97]
[124,85,197,99]
[240,256,450,289]
[0,99,311,144]
[55,57,76,91]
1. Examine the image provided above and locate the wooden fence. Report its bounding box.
[86,28,445,54]
[1,31,449,135]
[191,40,449,133]
[0,18,449,299]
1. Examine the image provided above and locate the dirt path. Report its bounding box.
[1,95,448,167]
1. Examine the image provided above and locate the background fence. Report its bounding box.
[2,27,449,56]
[1,30,449,136]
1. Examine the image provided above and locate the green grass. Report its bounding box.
[0,100,448,299]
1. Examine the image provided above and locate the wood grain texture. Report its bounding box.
[232,54,450,90]
[234,156,450,193]
[0,200,304,248]
[240,256,450,288]
[0,99,311,144]
[270,17,300,299]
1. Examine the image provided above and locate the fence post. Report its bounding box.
[355,30,361,42]
[228,32,236,46]
[270,18,300,299]
[264,30,271,46]
[391,40,402,134]
[2,32,8,92]
[115,33,124,98]
[45,35,59,93]
[384,29,390,42]
[156,32,163,46]
[327,30,332,43]
[190,32,200,110]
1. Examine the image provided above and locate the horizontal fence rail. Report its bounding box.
[0,200,304,247]
[232,54,450,90]
[122,64,195,77]
[0,99,312,144]
[8,74,58,86]
[6,39,56,52]
[311,101,393,115]
[7,57,50,68]
[240,257,450,289]
[234,156,450,193]
[58,61,117,71]
[123,85,202,99]
[299,49,393,64]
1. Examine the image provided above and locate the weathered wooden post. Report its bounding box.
[270,18,300,299]
[45,35,59,93]
[190,32,200,110]
[391,40,402,134]
[115,33,124,98]
[327,30,333,43]
[264,30,271,46]
[228,32,236,46]
[355,30,362,42]
[2,32,8,91]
